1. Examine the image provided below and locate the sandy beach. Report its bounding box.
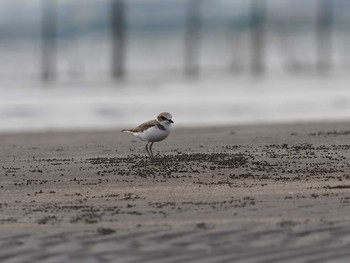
[1,122,350,262]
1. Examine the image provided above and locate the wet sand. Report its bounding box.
[1,122,350,262]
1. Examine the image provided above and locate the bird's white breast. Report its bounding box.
[134,125,170,142]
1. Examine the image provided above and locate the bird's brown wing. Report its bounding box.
[121,119,158,133]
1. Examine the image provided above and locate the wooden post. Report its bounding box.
[230,26,244,73]
[111,0,125,79]
[316,0,333,72]
[250,0,266,75]
[184,0,201,78]
[41,0,57,82]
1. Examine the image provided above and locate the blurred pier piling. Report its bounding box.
[41,0,57,82]
[316,0,333,72]
[184,0,202,78]
[250,0,266,75]
[111,0,126,79]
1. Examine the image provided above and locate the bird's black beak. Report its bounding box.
[169,119,174,123]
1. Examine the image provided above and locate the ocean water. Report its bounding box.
[1,73,350,133]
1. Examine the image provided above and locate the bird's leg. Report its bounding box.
[149,142,154,159]
[145,142,151,158]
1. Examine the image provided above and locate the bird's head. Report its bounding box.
[157,112,174,125]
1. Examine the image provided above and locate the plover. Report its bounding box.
[121,112,174,158]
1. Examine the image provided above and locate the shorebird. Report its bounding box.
[121,112,174,158]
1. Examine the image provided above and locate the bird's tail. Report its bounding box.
[121,129,133,133]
